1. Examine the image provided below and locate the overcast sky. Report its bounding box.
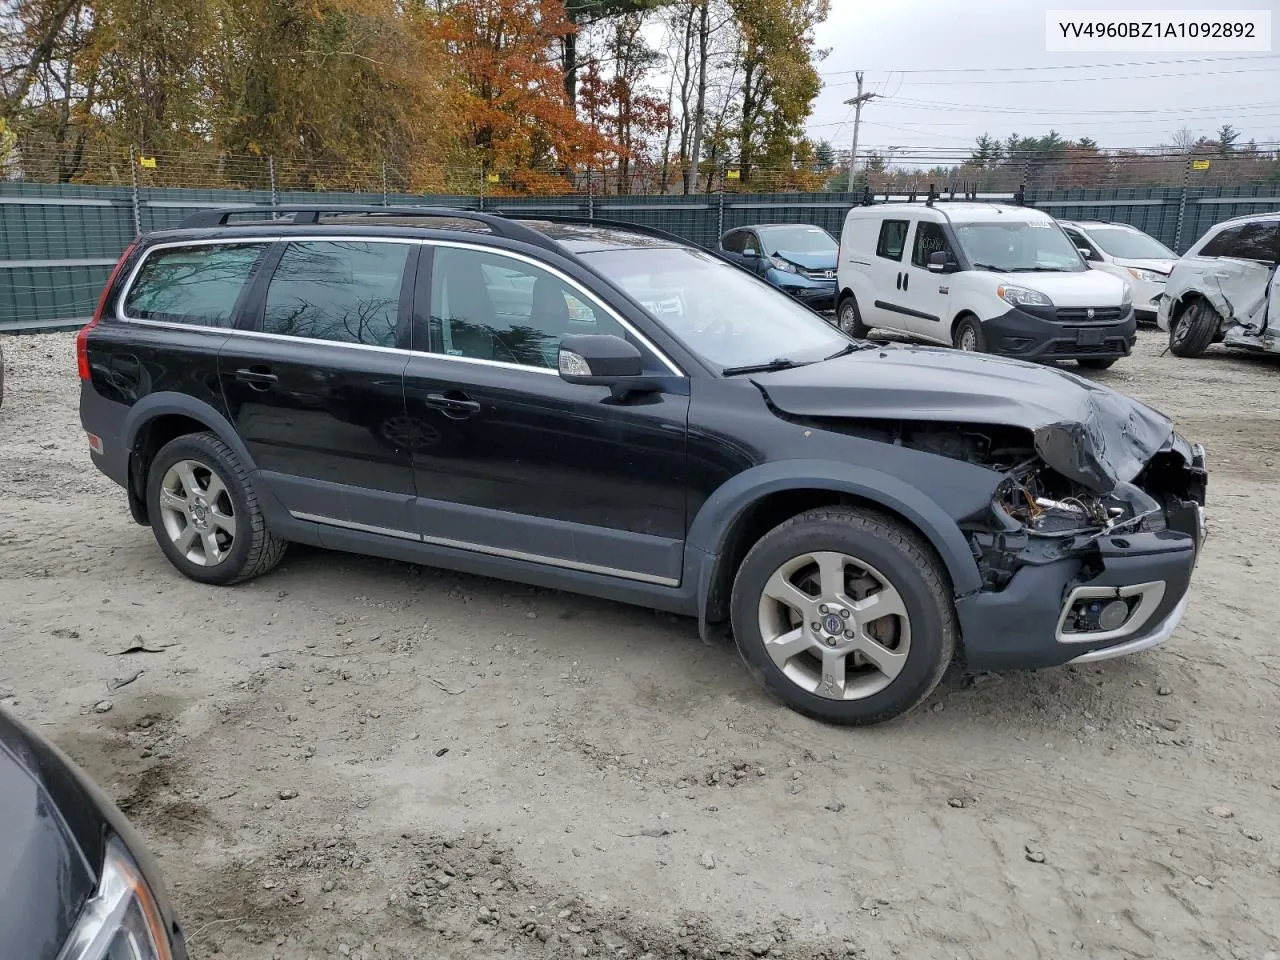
[807,0,1280,160]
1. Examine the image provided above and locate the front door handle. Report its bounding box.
[424,392,481,419]
[235,366,278,391]
[895,272,901,290]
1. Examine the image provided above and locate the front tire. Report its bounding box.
[145,432,287,585]
[1169,299,1218,358]
[837,295,869,338]
[729,507,956,726]
[952,315,986,353]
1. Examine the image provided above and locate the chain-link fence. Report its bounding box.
[3,142,1279,331]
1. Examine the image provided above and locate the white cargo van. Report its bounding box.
[835,202,1136,369]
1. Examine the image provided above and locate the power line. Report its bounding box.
[880,96,1280,116]
[822,64,1280,88]
[817,54,1279,77]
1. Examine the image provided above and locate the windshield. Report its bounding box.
[582,247,849,370]
[759,226,836,255]
[952,220,1086,273]
[1085,226,1176,261]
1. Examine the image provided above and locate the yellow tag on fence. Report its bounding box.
[726,169,740,180]
[139,156,157,169]
[486,173,499,183]
[1191,159,1210,171]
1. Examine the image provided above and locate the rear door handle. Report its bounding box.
[902,272,909,291]
[424,392,481,418]
[235,366,278,391]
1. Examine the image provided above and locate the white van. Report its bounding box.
[1058,219,1177,324]
[836,202,1136,369]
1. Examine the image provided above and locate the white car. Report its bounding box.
[1157,211,1280,358]
[1058,220,1177,324]
[836,202,1135,369]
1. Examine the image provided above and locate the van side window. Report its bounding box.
[910,222,950,268]
[875,220,908,261]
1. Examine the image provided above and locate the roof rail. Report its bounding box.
[176,204,564,254]
[499,214,711,250]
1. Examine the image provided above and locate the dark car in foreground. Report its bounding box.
[0,707,187,960]
[78,206,1206,725]
[718,223,838,310]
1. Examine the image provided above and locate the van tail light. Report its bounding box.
[77,239,139,381]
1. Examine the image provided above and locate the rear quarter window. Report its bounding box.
[875,220,908,261]
[124,244,264,327]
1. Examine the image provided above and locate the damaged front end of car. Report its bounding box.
[955,422,1207,669]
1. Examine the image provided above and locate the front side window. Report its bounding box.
[582,246,848,370]
[124,244,264,327]
[951,219,1086,273]
[430,246,627,369]
[875,220,908,261]
[263,241,411,347]
[910,222,951,268]
[721,230,748,254]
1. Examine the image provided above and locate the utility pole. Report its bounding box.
[844,72,876,192]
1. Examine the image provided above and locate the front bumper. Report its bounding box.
[985,305,1138,362]
[771,273,837,310]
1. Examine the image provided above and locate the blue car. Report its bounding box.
[718,223,838,311]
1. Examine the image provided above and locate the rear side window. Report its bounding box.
[876,220,908,261]
[123,244,263,327]
[1200,221,1280,262]
[263,240,412,347]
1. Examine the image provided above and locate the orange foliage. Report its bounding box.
[425,0,616,189]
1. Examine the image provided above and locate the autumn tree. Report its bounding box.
[578,11,668,193]
[729,0,828,186]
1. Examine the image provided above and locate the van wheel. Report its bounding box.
[837,295,868,338]
[729,507,956,726]
[1169,300,1219,358]
[146,432,287,585]
[952,316,986,353]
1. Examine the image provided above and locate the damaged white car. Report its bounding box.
[1158,212,1280,357]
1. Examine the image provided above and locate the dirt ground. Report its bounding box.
[1,330,1278,960]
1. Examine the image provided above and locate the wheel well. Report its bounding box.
[837,288,855,308]
[702,488,947,626]
[127,414,212,520]
[1169,292,1204,322]
[950,310,979,338]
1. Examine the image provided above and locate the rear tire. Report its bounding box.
[837,295,869,338]
[1076,357,1117,370]
[1169,300,1218,358]
[952,315,986,353]
[145,432,287,585]
[729,507,956,726]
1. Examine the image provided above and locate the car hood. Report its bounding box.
[0,712,96,960]
[771,249,837,271]
[1112,257,1177,275]
[754,345,1177,492]
[987,269,1126,306]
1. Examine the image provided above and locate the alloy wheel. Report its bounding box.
[158,459,237,566]
[756,550,911,701]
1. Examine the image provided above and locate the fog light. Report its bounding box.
[1096,599,1129,631]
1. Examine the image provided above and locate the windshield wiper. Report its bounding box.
[970,262,1005,272]
[822,342,871,361]
[721,357,812,376]
[1005,266,1067,272]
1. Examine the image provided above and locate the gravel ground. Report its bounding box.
[1,330,1278,960]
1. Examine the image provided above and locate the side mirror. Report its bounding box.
[558,334,643,383]
[927,250,956,273]
[1078,246,1098,262]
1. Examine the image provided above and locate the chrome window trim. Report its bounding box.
[291,510,680,587]
[113,234,687,376]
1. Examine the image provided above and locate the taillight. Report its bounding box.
[78,240,138,380]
